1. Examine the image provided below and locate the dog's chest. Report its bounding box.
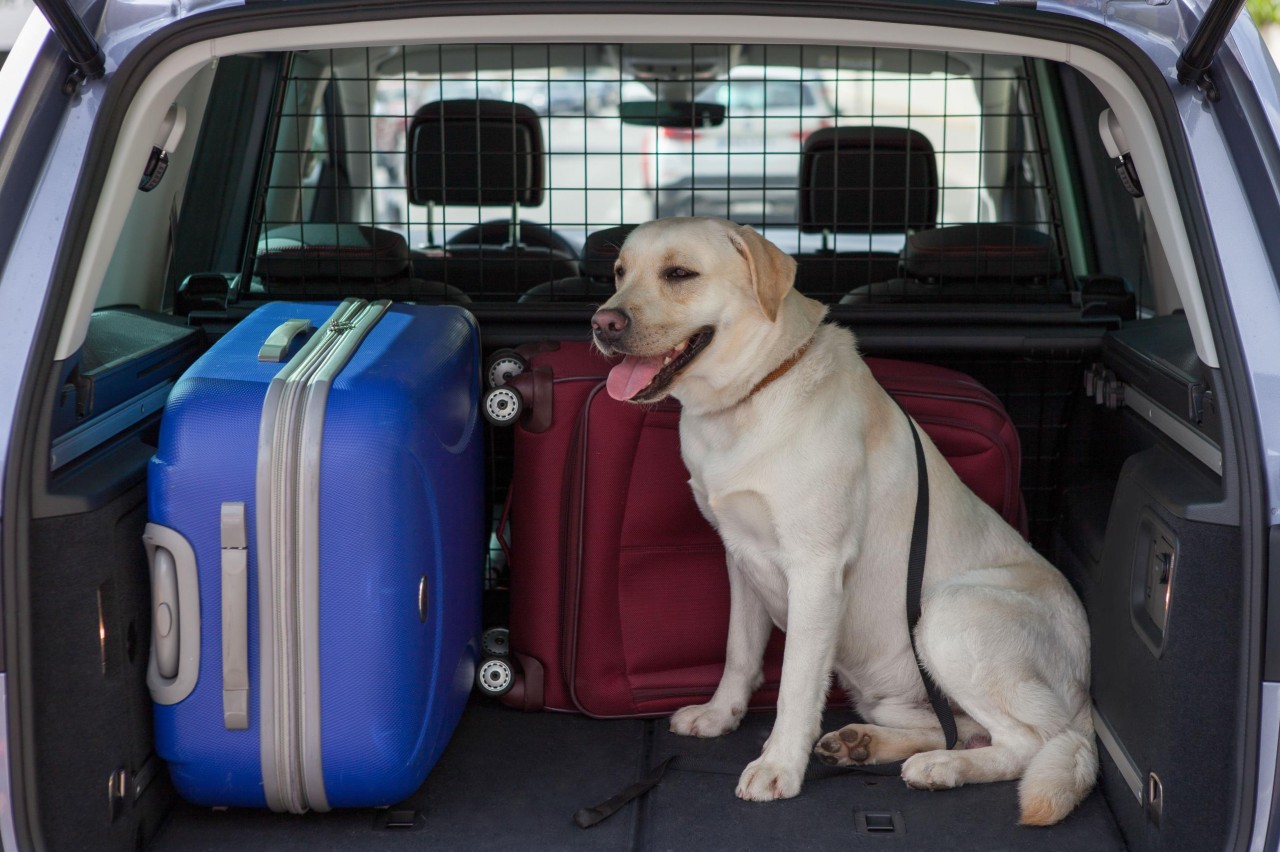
[682,426,791,626]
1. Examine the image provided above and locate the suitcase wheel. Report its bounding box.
[486,349,527,388]
[476,657,515,697]
[483,386,523,426]
[481,626,510,657]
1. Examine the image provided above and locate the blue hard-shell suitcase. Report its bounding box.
[146,299,483,811]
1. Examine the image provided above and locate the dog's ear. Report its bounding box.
[730,225,797,322]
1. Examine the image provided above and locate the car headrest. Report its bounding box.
[579,225,637,280]
[799,126,938,234]
[406,100,545,208]
[902,223,1060,280]
[255,224,410,281]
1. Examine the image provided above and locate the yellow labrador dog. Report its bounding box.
[590,217,1096,826]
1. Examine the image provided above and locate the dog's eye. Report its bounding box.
[615,266,625,279]
[663,267,698,281]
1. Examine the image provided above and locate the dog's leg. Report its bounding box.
[815,700,989,766]
[736,566,840,802]
[898,579,1090,804]
[670,557,771,738]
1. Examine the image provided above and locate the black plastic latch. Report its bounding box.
[68,367,94,419]
[1085,364,1125,410]
[1188,383,1212,425]
[855,810,905,835]
[1113,153,1144,198]
[373,807,423,830]
[139,147,169,192]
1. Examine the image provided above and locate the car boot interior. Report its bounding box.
[5,9,1263,852]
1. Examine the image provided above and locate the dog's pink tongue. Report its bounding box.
[607,355,665,401]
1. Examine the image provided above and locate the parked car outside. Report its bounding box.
[639,66,835,221]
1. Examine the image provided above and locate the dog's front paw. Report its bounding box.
[735,757,804,801]
[669,702,744,738]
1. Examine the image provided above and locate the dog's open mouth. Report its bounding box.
[606,327,715,402]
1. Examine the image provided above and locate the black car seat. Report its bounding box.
[793,126,938,299]
[405,99,578,301]
[520,224,635,303]
[254,224,468,302]
[840,222,1065,304]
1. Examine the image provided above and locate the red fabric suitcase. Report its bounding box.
[500,340,1025,717]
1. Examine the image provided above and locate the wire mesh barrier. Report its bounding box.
[238,42,1132,576]
[253,43,1074,306]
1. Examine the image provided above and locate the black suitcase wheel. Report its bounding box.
[476,657,514,697]
[486,349,527,388]
[482,386,523,426]
[481,626,510,657]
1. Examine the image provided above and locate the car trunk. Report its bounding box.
[18,308,1250,852]
[6,6,1262,852]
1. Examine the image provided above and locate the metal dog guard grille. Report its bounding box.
[237,42,1132,574]
[253,43,1073,306]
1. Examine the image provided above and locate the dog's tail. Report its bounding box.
[1017,711,1098,826]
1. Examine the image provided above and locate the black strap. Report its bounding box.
[574,756,675,828]
[898,401,959,751]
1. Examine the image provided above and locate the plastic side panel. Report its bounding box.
[147,302,344,807]
[314,304,483,806]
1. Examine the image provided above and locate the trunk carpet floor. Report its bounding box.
[150,699,1124,851]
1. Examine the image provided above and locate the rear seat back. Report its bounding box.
[521,225,635,303]
[841,222,1065,304]
[794,126,938,298]
[406,99,577,300]
[254,224,468,302]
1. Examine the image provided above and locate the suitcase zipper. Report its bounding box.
[257,298,390,813]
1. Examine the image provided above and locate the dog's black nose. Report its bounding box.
[591,308,629,344]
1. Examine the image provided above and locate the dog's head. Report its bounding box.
[591,217,812,406]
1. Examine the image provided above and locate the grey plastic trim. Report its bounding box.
[221,502,250,730]
[258,318,314,363]
[49,379,174,470]
[1249,682,1280,851]
[144,523,201,705]
[1093,705,1143,803]
[256,298,355,813]
[255,298,388,814]
[0,674,16,852]
[1123,382,1223,475]
[296,297,390,813]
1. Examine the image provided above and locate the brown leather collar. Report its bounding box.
[738,332,816,405]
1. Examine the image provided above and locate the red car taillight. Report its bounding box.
[660,127,702,141]
[791,120,834,142]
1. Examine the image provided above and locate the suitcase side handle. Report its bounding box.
[220,502,250,730]
[258,318,314,363]
[144,523,201,705]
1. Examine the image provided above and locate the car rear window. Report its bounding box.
[236,43,1084,305]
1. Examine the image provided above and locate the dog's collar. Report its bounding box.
[737,331,817,405]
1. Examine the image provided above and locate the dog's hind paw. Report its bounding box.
[814,725,874,766]
[669,702,744,738]
[736,757,804,801]
[901,751,965,790]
